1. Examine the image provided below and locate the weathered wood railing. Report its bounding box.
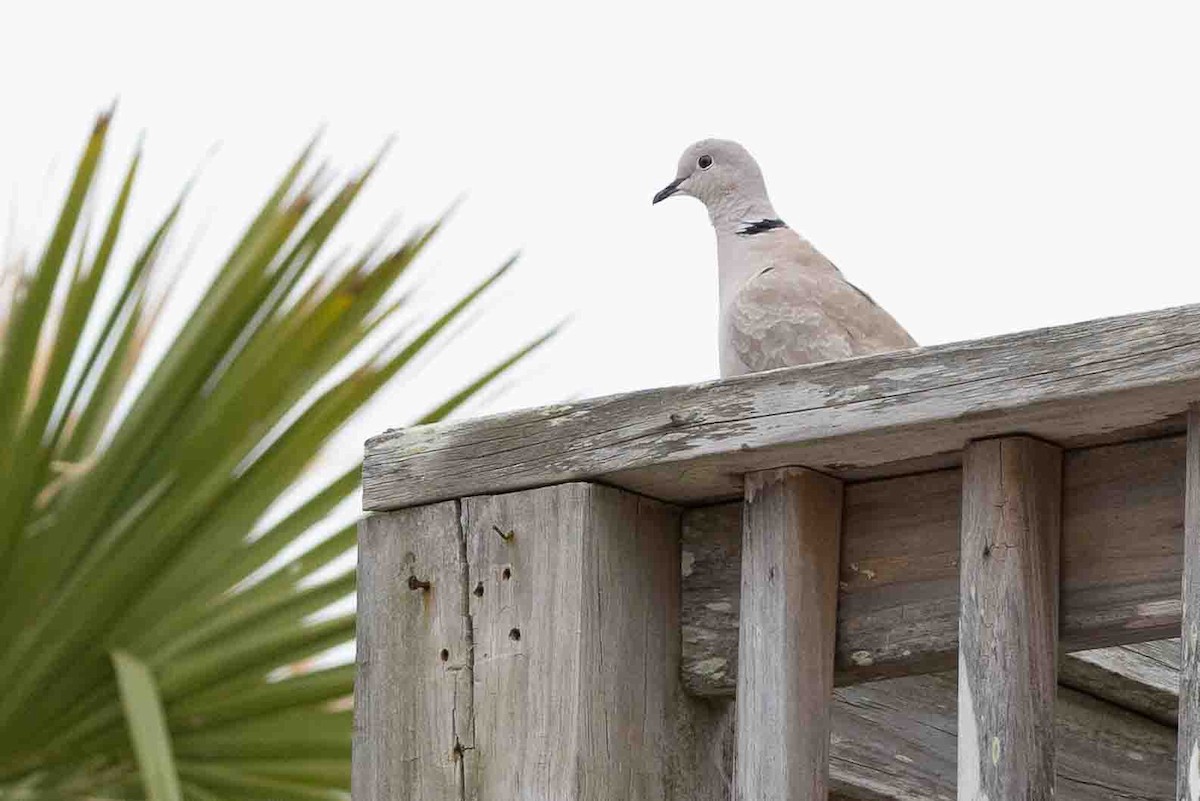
[355,303,1200,800]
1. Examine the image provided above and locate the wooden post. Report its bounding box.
[463,483,681,799]
[958,436,1062,800]
[1179,404,1200,799]
[737,467,844,801]
[354,483,688,801]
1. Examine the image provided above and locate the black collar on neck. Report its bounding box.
[737,218,788,236]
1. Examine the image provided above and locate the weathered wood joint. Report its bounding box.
[357,304,1200,800]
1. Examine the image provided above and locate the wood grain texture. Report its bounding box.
[353,502,470,801]
[958,437,1062,800]
[1178,404,1200,800]
[831,674,1177,800]
[1059,640,1180,727]
[364,304,1200,510]
[736,468,843,801]
[681,435,1185,694]
[462,483,682,801]
[353,496,1180,801]
[675,672,1177,801]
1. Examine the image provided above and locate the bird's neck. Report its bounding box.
[715,223,801,310]
[706,191,780,237]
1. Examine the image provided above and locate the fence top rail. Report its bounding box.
[363,303,1200,511]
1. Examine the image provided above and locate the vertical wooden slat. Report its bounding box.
[463,483,681,800]
[958,436,1062,800]
[737,467,844,801]
[353,502,470,801]
[1179,404,1200,800]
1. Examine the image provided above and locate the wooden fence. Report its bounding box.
[354,303,1200,800]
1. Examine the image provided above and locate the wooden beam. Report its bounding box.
[1178,404,1200,799]
[737,468,843,800]
[1059,640,1180,727]
[680,435,1184,693]
[364,304,1200,509]
[957,437,1062,798]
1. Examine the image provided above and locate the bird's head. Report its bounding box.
[652,139,770,210]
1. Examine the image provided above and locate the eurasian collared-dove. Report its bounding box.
[653,139,916,377]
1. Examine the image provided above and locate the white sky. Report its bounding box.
[3,0,1200,460]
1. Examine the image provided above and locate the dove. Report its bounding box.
[653,139,916,377]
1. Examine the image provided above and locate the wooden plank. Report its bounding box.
[831,674,1177,800]
[737,468,843,800]
[364,303,1200,510]
[1062,435,1186,649]
[353,502,470,801]
[462,483,681,800]
[1059,640,1180,727]
[958,437,1062,799]
[681,435,1184,694]
[1179,404,1200,800]
[676,673,1177,800]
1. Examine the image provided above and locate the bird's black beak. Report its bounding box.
[652,177,684,205]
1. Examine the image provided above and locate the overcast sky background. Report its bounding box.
[3,0,1200,471]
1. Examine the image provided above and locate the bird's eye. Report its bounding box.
[698,155,713,170]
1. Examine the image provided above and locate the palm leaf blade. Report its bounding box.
[111,649,184,801]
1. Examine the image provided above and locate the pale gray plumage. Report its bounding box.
[653,139,916,377]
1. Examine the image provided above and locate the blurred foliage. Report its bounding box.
[0,110,553,800]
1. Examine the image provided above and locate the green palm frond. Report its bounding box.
[0,111,554,800]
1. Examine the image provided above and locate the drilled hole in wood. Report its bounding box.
[440,648,449,662]
[508,627,521,641]
[502,567,512,580]
[473,583,485,597]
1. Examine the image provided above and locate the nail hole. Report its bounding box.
[502,567,512,580]
[473,583,485,597]
[508,628,521,641]
[440,648,449,662]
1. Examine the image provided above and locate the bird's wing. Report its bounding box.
[726,262,916,374]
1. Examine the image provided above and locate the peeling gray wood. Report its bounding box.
[1059,639,1180,727]
[364,304,1200,510]
[681,435,1185,694]
[958,437,1062,800]
[462,484,682,800]
[681,503,744,694]
[353,503,470,801]
[737,468,843,800]
[1178,404,1200,800]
